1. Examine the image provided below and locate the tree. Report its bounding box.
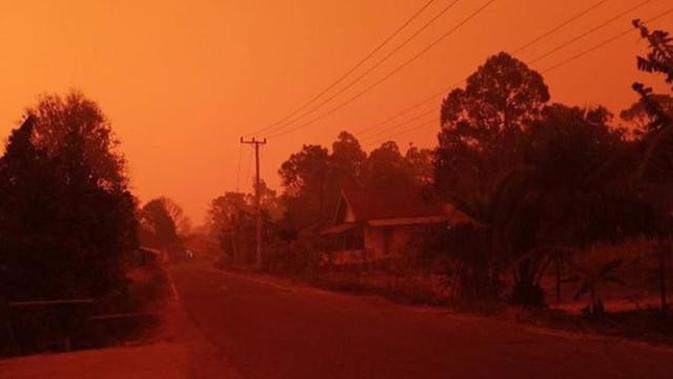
[208,192,253,263]
[330,131,367,181]
[633,19,673,86]
[436,52,550,200]
[363,141,414,189]
[160,197,192,237]
[28,91,127,191]
[208,183,282,265]
[620,94,673,136]
[498,105,647,306]
[279,144,330,227]
[405,144,434,185]
[139,198,182,253]
[0,91,137,300]
[247,180,285,222]
[433,53,551,305]
[630,20,673,311]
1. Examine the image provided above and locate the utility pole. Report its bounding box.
[240,137,267,270]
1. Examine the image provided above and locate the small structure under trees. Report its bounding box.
[320,186,472,265]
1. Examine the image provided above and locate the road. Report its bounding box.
[170,263,673,379]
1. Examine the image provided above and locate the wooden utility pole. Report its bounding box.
[240,137,267,269]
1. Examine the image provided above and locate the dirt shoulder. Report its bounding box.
[0,283,243,379]
[217,264,673,348]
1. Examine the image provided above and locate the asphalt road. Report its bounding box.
[170,263,673,379]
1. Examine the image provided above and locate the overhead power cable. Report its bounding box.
[529,0,654,65]
[355,0,630,137]
[361,106,438,140]
[512,0,610,54]
[259,0,461,137]
[367,6,673,146]
[365,117,439,147]
[245,0,438,137]
[266,0,498,139]
[357,0,659,141]
[541,6,673,73]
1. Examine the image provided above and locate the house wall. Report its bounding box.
[364,225,416,260]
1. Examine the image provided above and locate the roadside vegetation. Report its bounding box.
[0,93,186,356]
[209,20,673,344]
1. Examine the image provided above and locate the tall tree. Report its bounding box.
[0,92,137,300]
[29,92,127,191]
[330,131,367,182]
[434,54,550,289]
[620,94,673,135]
[630,20,673,311]
[279,144,330,227]
[208,192,252,263]
[405,144,434,185]
[139,198,181,252]
[160,197,192,237]
[436,52,550,201]
[363,141,414,189]
[208,183,282,264]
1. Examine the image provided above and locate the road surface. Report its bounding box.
[170,263,673,379]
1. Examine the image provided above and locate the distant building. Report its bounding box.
[133,246,164,266]
[320,186,472,265]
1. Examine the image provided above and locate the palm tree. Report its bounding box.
[631,19,673,312]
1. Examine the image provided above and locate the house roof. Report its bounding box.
[138,246,162,256]
[336,186,451,222]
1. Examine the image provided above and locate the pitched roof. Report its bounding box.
[338,186,446,222]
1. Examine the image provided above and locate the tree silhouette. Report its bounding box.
[279,144,330,228]
[631,20,673,311]
[0,92,137,301]
[436,52,550,207]
[139,198,181,252]
[363,141,416,190]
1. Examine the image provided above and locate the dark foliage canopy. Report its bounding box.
[0,92,137,301]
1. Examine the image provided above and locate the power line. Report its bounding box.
[245,0,438,137]
[356,0,623,136]
[360,105,437,140]
[512,0,609,55]
[353,78,463,137]
[367,6,673,145]
[266,0,498,139]
[259,0,461,137]
[529,0,654,65]
[353,86,449,134]
[541,6,673,74]
[355,1,661,142]
[365,117,439,148]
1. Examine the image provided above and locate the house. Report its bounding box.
[320,186,472,265]
[133,246,164,266]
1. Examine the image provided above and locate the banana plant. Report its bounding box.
[563,258,626,317]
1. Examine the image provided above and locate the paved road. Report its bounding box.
[170,263,673,379]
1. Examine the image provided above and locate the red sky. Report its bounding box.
[1,0,672,224]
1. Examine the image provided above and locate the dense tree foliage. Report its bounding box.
[628,20,673,311]
[0,92,137,300]
[210,25,673,313]
[139,197,183,257]
[431,51,670,307]
[207,181,282,264]
[436,52,550,209]
[279,144,330,228]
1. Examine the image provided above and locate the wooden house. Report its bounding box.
[320,187,472,265]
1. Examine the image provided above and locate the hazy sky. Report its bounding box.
[1,0,672,223]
